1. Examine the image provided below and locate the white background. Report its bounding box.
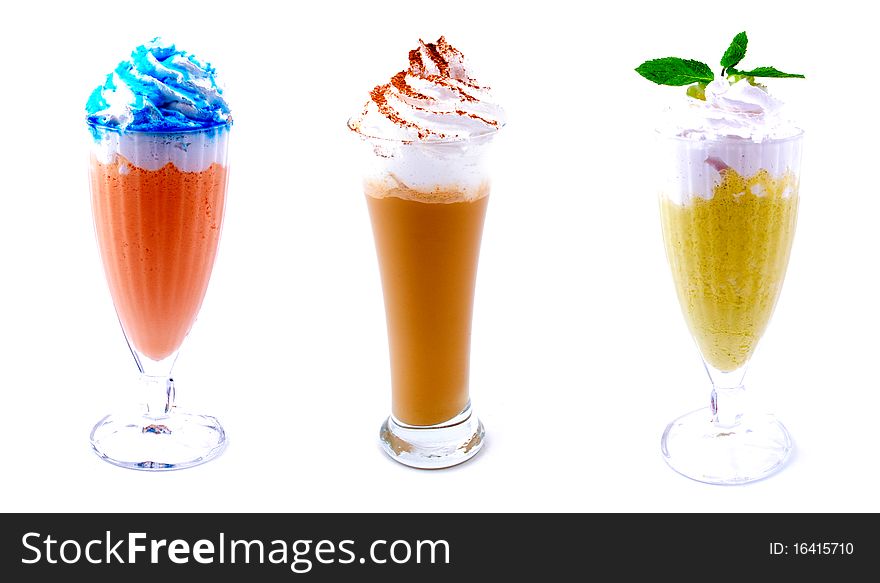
[0,0,877,513]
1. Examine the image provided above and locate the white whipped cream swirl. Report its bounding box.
[670,78,800,142]
[349,37,505,142]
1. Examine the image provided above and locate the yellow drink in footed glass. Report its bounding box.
[657,129,803,485]
[660,167,799,372]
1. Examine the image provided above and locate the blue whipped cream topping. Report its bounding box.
[86,38,231,132]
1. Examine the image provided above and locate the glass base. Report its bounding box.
[379,404,485,469]
[661,407,792,485]
[90,410,227,471]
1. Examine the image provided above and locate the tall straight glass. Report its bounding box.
[658,129,803,484]
[87,122,230,470]
[351,127,499,469]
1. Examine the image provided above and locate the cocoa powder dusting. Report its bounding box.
[370,84,429,137]
[455,109,499,127]
[424,74,480,101]
[408,48,425,76]
[365,37,493,138]
[433,36,481,89]
[391,71,431,101]
[420,38,451,78]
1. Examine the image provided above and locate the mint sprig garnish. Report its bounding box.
[635,58,714,86]
[720,31,748,72]
[728,66,805,79]
[635,31,804,99]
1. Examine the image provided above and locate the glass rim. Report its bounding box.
[346,117,504,145]
[654,126,804,145]
[86,119,233,135]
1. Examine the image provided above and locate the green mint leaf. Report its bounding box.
[635,58,714,86]
[733,66,805,79]
[721,31,748,71]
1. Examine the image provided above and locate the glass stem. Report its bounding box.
[140,374,176,419]
[710,384,746,428]
[705,362,748,428]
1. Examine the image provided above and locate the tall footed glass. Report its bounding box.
[87,122,230,470]
[351,127,499,469]
[658,130,803,484]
